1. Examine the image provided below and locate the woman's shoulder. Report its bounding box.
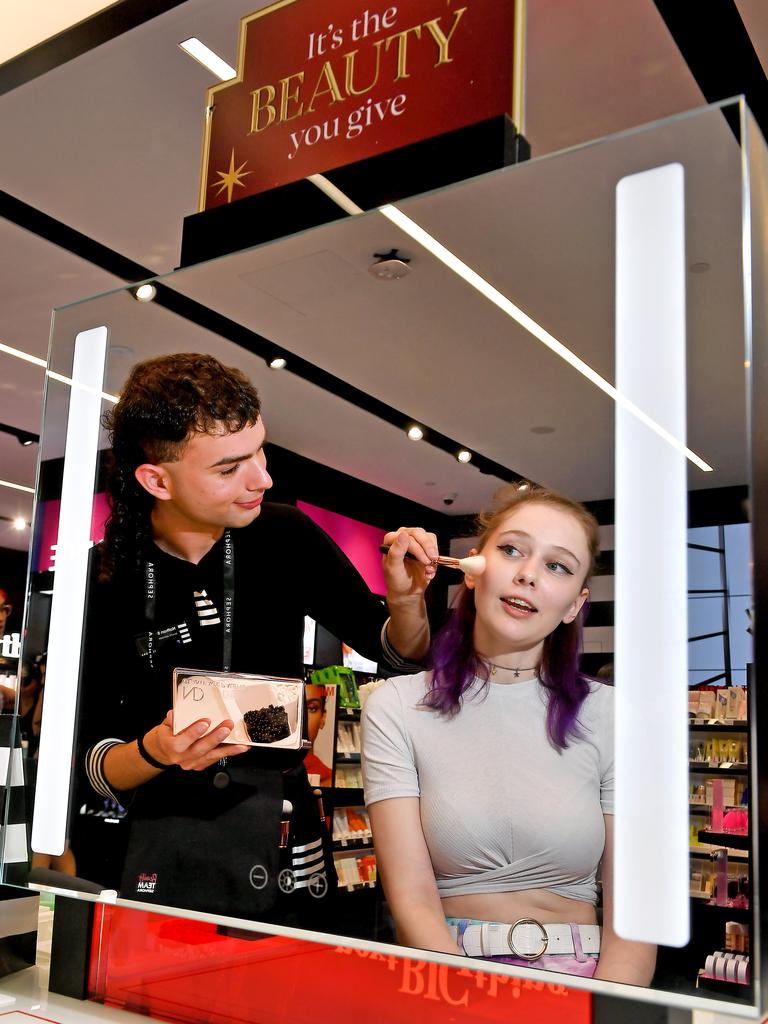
[581,678,615,723]
[361,671,431,716]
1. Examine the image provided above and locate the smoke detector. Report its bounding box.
[368,248,411,281]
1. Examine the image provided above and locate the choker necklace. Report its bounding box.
[485,661,538,678]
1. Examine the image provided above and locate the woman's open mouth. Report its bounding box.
[500,596,537,616]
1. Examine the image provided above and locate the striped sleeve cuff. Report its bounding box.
[85,739,126,802]
[380,618,410,672]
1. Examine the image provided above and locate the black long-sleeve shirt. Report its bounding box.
[77,503,396,803]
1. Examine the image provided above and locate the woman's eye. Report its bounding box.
[497,544,521,557]
[547,561,573,576]
[220,464,239,477]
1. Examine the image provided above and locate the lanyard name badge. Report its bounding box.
[144,530,235,788]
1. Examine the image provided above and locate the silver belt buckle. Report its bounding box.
[508,918,549,961]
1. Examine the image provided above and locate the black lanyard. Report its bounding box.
[144,529,235,673]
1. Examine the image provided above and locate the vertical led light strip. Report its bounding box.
[614,165,689,946]
[32,326,108,855]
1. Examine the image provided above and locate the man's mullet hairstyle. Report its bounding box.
[100,353,261,581]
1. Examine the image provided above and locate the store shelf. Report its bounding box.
[333,836,373,850]
[690,900,750,922]
[690,845,749,862]
[330,787,365,806]
[689,763,749,775]
[338,706,362,720]
[698,829,749,850]
[689,721,748,732]
[335,752,361,763]
[697,974,750,997]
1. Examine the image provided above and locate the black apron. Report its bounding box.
[119,533,337,920]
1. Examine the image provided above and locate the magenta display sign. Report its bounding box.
[33,493,110,573]
[33,494,385,596]
[298,500,386,595]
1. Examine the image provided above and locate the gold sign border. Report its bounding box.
[197,0,300,212]
[197,0,524,214]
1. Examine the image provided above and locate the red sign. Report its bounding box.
[199,0,517,209]
[89,907,592,1024]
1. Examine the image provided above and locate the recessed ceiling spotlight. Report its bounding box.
[456,449,472,463]
[369,248,411,281]
[689,262,710,274]
[179,38,237,81]
[269,357,287,370]
[134,284,157,302]
[407,425,424,441]
[12,517,26,531]
[530,425,555,435]
[0,422,38,446]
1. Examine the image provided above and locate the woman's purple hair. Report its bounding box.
[424,483,601,751]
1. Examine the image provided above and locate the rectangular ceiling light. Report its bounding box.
[614,164,689,947]
[379,204,712,474]
[0,339,117,402]
[0,479,34,494]
[32,326,108,856]
[179,38,237,81]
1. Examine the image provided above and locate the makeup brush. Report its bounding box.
[379,546,486,575]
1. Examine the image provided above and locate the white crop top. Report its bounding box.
[361,672,614,905]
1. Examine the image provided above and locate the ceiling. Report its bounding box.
[0,0,765,551]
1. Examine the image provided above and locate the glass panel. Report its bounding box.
[8,99,763,1013]
[744,104,768,1013]
[688,547,724,592]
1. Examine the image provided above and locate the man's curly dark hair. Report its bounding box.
[100,353,261,581]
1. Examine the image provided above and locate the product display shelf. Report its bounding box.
[329,786,364,806]
[690,845,749,863]
[689,763,749,775]
[338,706,361,721]
[690,899,751,922]
[689,721,748,732]
[332,843,377,890]
[690,802,747,810]
[696,975,751,998]
[697,830,750,850]
[333,835,373,850]
[336,751,361,763]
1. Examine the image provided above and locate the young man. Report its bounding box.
[77,352,436,918]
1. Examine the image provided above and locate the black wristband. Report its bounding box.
[136,732,171,770]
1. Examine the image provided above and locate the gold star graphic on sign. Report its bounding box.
[212,149,252,203]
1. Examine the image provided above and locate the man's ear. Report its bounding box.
[134,463,172,502]
[563,587,590,625]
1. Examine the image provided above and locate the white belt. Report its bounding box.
[448,919,601,960]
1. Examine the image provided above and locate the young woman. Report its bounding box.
[362,483,656,985]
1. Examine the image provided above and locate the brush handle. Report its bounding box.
[379,545,420,561]
[380,546,460,569]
